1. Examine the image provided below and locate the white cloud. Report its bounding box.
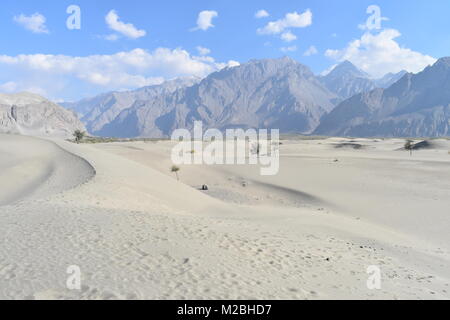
[325,29,436,78]
[280,46,297,53]
[0,48,218,81]
[0,48,236,100]
[13,13,49,34]
[255,10,269,19]
[257,10,312,35]
[303,45,318,56]
[196,46,211,56]
[281,31,297,42]
[105,10,146,39]
[192,10,218,31]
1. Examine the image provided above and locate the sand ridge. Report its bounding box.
[0,135,95,206]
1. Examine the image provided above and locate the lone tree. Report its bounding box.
[171,165,180,181]
[404,140,414,156]
[73,130,86,144]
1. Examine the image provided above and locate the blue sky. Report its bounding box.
[0,0,448,101]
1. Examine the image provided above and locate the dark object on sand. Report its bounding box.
[201,185,209,191]
[410,140,432,150]
[404,140,433,155]
[334,143,363,150]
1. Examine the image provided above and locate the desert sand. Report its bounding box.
[0,133,449,300]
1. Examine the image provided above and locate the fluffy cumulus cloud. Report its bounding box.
[13,13,49,34]
[258,10,312,35]
[0,48,237,101]
[192,10,218,31]
[303,45,318,56]
[325,29,436,78]
[255,10,269,19]
[105,10,146,39]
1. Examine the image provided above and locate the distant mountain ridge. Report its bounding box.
[66,57,340,137]
[314,57,450,137]
[319,60,407,100]
[374,70,408,88]
[61,77,200,135]
[61,57,446,138]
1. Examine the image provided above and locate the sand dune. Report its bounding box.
[0,135,95,206]
[0,134,449,299]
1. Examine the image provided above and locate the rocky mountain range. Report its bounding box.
[66,57,341,137]
[4,57,446,139]
[314,57,450,137]
[0,92,85,138]
[63,58,418,138]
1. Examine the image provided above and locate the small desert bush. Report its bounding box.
[171,165,180,181]
[73,130,86,144]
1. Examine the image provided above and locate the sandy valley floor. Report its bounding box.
[0,134,449,299]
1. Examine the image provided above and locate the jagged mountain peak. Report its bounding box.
[327,60,370,79]
[319,61,375,100]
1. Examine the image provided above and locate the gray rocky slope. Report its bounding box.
[0,92,86,138]
[61,77,200,135]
